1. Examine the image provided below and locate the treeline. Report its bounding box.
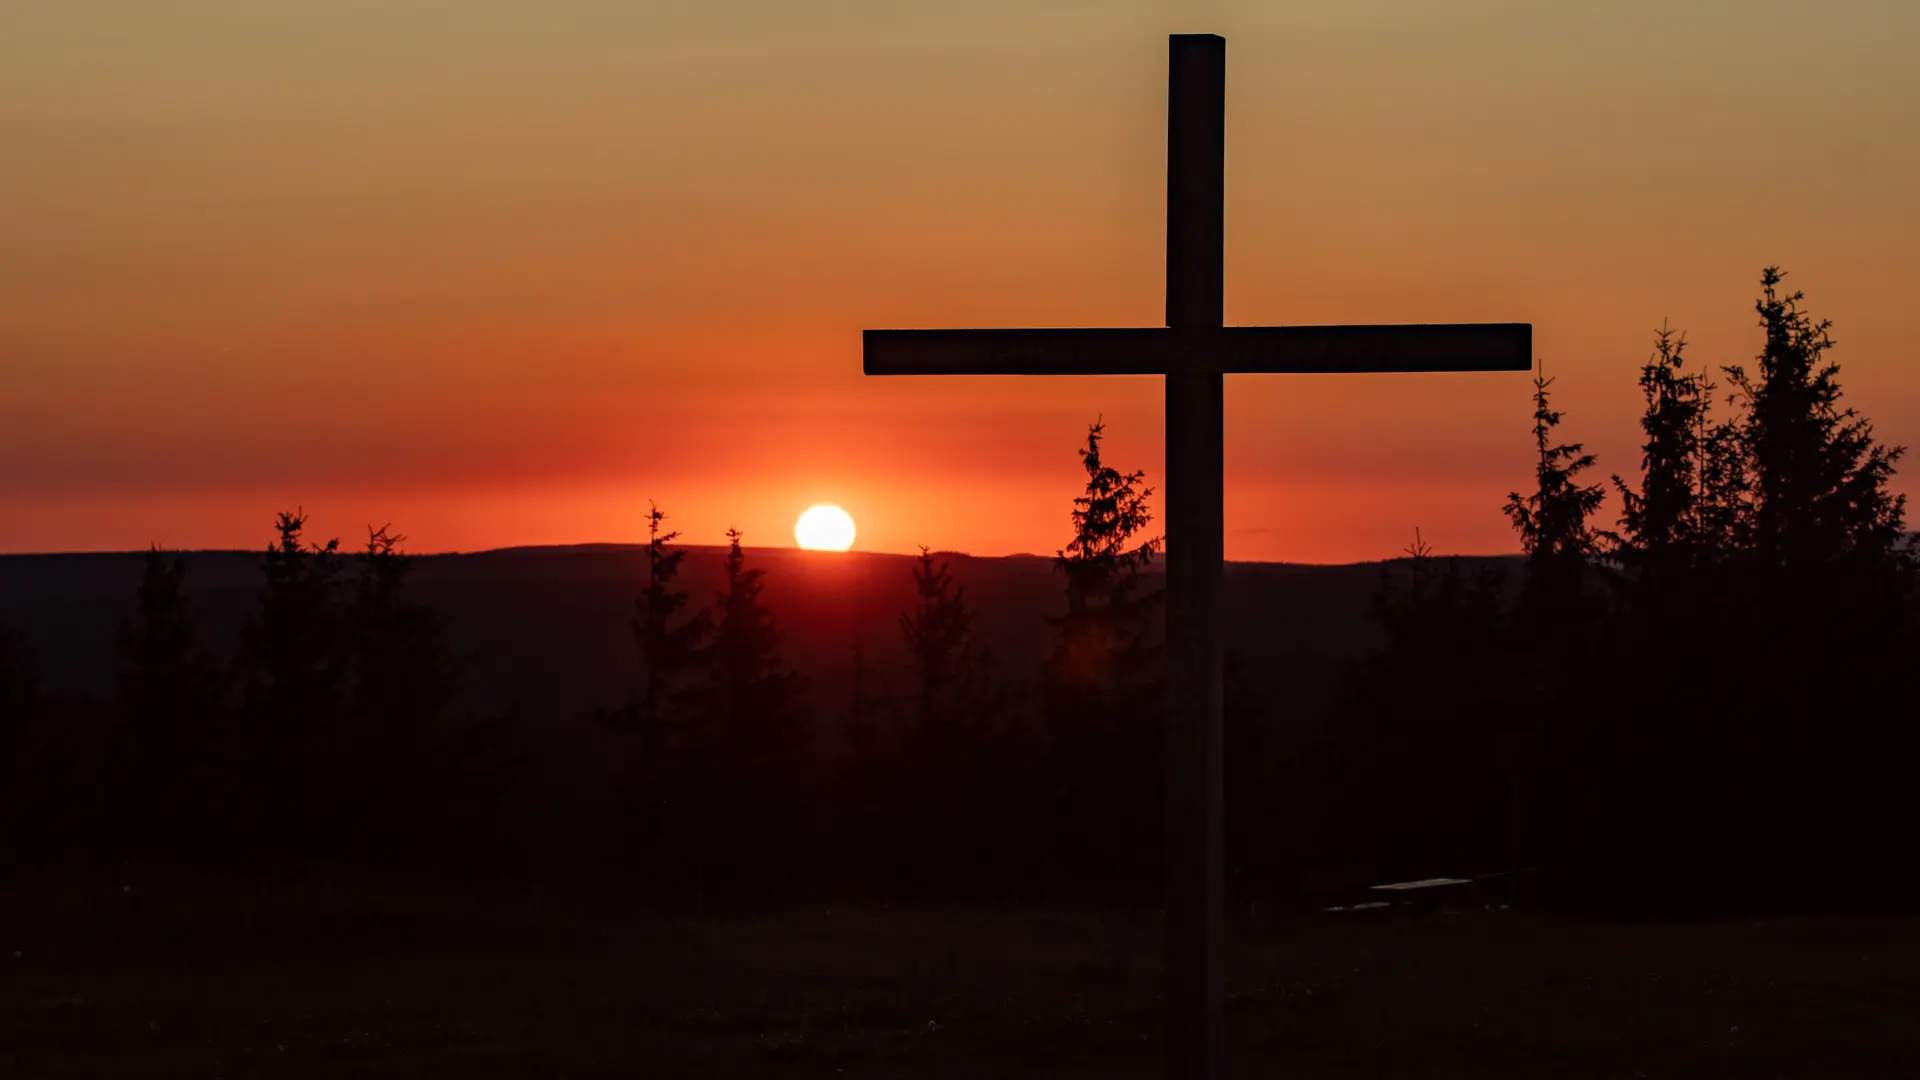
[591,422,1167,908]
[0,267,1912,915]
[1312,268,1918,914]
[0,516,520,880]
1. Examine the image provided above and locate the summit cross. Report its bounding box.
[861,33,1531,1080]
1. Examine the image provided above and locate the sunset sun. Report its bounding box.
[794,505,856,551]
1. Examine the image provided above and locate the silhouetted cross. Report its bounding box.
[862,34,1530,1080]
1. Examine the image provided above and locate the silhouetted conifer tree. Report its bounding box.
[1712,268,1913,907]
[1043,419,1164,893]
[113,546,222,854]
[1613,326,1715,592]
[622,503,710,892]
[236,510,346,857]
[1504,372,1606,645]
[690,528,808,906]
[338,525,461,862]
[1566,326,1741,913]
[1731,268,1908,572]
[1493,372,1607,894]
[1050,420,1162,686]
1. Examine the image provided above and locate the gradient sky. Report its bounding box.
[3,1,1916,563]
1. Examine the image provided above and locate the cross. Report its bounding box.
[862,34,1529,1080]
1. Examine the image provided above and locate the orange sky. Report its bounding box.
[3,1,1916,563]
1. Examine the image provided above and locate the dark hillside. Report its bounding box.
[0,545,1518,719]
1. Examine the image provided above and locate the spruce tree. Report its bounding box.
[341,525,459,862]
[1613,326,1714,594]
[624,503,709,889]
[1499,374,1610,902]
[1714,268,1913,906]
[1582,329,1727,911]
[1043,419,1163,893]
[636,503,708,720]
[1503,372,1606,643]
[1050,419,1162,689]
[691,528,807,906]
[1728,267,1908,573]
[237,509,346,856]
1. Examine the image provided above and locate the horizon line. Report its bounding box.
[0,540,1531,569]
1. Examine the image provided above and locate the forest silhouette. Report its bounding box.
[1,268,1914,919]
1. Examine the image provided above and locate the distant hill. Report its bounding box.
[0,542,1523,871]
[0,543,1522,716]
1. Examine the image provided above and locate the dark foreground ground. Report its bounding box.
[4,872,1917,1078]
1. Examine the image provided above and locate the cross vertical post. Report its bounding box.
[1163,33,1226,1080]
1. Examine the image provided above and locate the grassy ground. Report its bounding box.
[4,871,1917,1078]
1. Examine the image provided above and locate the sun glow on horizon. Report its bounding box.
[795,504,856,551]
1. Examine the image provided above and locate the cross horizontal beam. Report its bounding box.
[863,323,1531,376]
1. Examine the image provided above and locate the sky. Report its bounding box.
[3,0,1916,563]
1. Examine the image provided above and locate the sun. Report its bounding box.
[795,504,856,551]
